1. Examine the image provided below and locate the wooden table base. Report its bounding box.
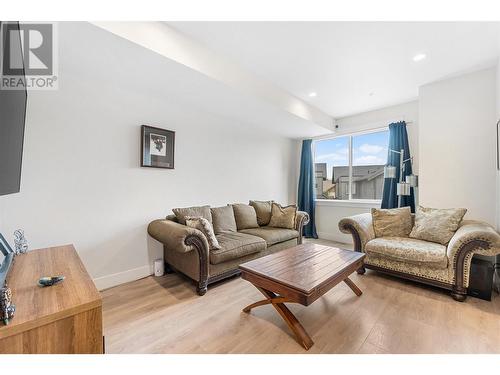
[344,276,363,296]
[240,244,366,351]
[243,277,363,350]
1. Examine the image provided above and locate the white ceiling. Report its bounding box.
[91,22,333,138]
[169,22,500,118]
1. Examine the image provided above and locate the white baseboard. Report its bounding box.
[93,234,351,291]
[93,265,152,291]
[317,231,352,244]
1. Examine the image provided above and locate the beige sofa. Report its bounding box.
[339,213,500,301]
[148,209,309,295]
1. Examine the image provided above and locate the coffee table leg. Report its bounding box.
[243,287,314,350]
[243,299,273,312]
[243,295,289,313]
[271,297,315,350]
[344,277,363,296]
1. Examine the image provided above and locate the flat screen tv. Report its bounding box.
[0,21,27,196]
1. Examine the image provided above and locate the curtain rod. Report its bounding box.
[311,118,414,141]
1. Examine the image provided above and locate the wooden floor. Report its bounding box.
[102,239,500,354]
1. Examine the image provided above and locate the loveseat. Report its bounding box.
[339,212,500,301]
[148,202,309,295]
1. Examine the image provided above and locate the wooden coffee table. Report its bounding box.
[239,243,365,350]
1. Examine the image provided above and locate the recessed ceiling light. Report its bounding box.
[413,53,426,62]
[308,92,317,97]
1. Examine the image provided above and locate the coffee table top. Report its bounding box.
[239,243,364,297]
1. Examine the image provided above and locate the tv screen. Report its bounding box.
[0,21,27,196]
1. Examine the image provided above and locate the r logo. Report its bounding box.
[2,23,53,76]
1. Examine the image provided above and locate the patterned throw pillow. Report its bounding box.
[371,207,413,238]
[268,203,297,229]
[249,200,273,226]
[409,206,467,245]
[185,216,221,250]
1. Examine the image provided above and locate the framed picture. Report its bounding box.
[141,125,175,169]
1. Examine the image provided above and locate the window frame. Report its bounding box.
[312,126,389,205]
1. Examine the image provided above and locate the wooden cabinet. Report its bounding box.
[0,245,103,354]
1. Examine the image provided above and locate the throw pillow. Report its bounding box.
[249,200,273,226]
[185,216,221,250]
[268,203,297,229]
[210,206,237,234]
[231,203,259,230]
[172,205,212,225]
[409,206,467,245]
[371,207,413,238]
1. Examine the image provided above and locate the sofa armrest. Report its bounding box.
[295,211,310,230]
[295,211,310,244]
[148,219,209,254]
[447,220,500,290]
[447,220,500,259]
[338,213,375,252]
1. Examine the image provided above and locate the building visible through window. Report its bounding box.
[314,129,389,200]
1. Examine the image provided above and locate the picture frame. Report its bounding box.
[141,125,175,169]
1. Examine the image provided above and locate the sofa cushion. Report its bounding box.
[231,203,259,230]
[172,205,212,225]
[239,227,299,246]
[210,232,266,265]
[410,206,467,245]
[211,206,237,234]
[365,237,448,269]
[268,203,297,229]
[371,207,413,238]
[249,200,273,226]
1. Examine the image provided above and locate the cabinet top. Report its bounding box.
[0,245,101,339]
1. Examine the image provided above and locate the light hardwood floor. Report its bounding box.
[102,239,500,354]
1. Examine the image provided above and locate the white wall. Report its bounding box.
[496,60,500,230]
[419,67,497,224]
[314,101,419,242]
[0,22,297,290]
[315,202,378,243]
[492,61,499,291]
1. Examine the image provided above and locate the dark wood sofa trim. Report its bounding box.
[163,256,242,295]
[184,234,209,296]
[366,264,453,291]
[451,238,490,302]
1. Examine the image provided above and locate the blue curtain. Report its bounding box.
[381,121,415,212]
[298,139,318,238]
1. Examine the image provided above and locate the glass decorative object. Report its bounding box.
[405,174,419,187]
[397,182,411,196]
[383,165,397,179]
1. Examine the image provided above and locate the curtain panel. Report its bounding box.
[298,139,318,238]
[381,121,416,212]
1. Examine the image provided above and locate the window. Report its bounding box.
[313,129,389,201]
